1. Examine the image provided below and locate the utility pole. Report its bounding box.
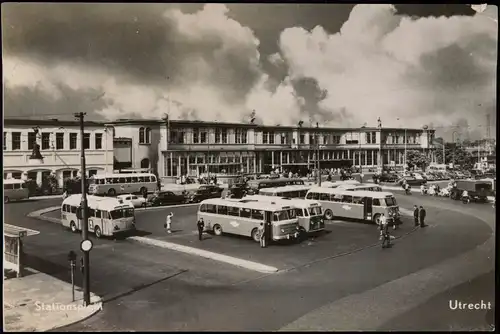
[404,128,407,170]
[316,123,321,186]
[442,139,446,165]
[74,112,90,306]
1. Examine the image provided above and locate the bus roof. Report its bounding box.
[90,173,155,179]
[62,194,134,211]
[337,184,382,190]
[307,187,394,198]
[3,179,25,184]
[200,198,293,211]
[259,185,312,193]
[243,195,321,208]
[321,180,360,188]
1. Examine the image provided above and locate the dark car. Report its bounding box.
[189,185,223,203]
[397,176,427,186]
[378,173,399,183]
[147,191,187,206]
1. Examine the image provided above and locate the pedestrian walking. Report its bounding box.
[413,205,419,227]
[379,214,391,248]
[197,217,205,241]
[258,223,267,248]
[165,212,174,233]
[419,206,427,227]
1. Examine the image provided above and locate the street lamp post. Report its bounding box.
[316,123,321,186]
[404,128,407,170]
[452,131,460,168]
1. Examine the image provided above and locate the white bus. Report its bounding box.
[88,173,158,196]
[337,184,383,192]
[321,180,360,188]
[306,187,401,225]
[258,185,311,198]
[198,198,300,243]
[4,179,30,203]
[61,194,136,238]
[242,195,325,233]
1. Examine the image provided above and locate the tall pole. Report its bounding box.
[404,128,407,169]
[104,127,108,174]
[75,112,90,306]
[316,123,321,186]
[442,138,446,165]
[358,128,362,179]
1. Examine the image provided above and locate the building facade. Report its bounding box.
[3,119,113,187]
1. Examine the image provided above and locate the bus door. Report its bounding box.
[364,197,373,221]
[94,210,105,234]
[264,211,273,241]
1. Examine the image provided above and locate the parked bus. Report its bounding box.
[258,185,311,198]
[337,184,383,192]
[61,194,136,238]
[88,173,158,196]
[242,195,325,233]
[4,179,29,203]
[198,198,300,243]
[305,187,401,225]
[246,178,305,195]
[320,180,360,188]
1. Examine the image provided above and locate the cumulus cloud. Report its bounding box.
[2,4,497,140]
[277,4,497,135]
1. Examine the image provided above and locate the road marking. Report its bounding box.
[129,236,279,274]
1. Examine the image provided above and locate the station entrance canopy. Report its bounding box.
[4,224,40,277]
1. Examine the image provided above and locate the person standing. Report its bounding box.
[165,212,174,234]
[258,223,266,248]
[419,206,427,227]
[379,214,391,248]
[413,205,419,227]
[197,217,205,241]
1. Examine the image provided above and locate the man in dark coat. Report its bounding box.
[419,206,427,227]
[413,205,419,227]
[197,218,205,241]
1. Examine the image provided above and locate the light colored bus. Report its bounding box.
[88,173,158,196]
[198,198,300,243]
[242,195,325,233]
[337,184,383,192]
[258,185,311,198]
[246,178,305,195]
[305,187,401,225]
[321,180,360,188]
[61,194,136,238]
[4,179,30,203]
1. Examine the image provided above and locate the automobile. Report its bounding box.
[378,173,399,183]
[188,185,223,203]
[449,180,493,202]
[423,173,436,181]
[397,176,427,186]
[117,194,147,208]
[147,191,187,206]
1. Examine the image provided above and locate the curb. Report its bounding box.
[48,295,103,332]
[129,236,279,274]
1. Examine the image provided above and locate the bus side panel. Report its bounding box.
[349,204,364,220]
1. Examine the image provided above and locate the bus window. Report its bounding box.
[342,196,353,203]
[4,184,14,190]
[110,208,134,219]
[151,176,157,182]
[251,209,264,220]
[71,206,77,213]
[373,199,381,206]
[319,193,330,201]
[144,176,151,182]
[112,178,119,183]
[228,206,240,217]
[296,209,304,217]
[273,210,289,221]
[131,177,138,183]
[332,194,342,202]
[217,205,228,215]
[119,177,126,183]
[303,209,309,217]
[200,204,207,212]
[138,177,145,182]
[204,204,216,213]
[385,197,397,206]
[96,210,102,218]
[240,208,251,218]
[352,196,363,205]
[309,206,322,215]
[126,177,132,183]
[277,192,284,197]
[288,209,297,219]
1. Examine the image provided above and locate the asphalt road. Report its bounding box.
[5,191,495,331]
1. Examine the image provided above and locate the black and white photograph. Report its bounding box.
[2,3,496,331]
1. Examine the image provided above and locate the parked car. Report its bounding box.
[449,180,493,202]
[117,194,147,208]
[397,176,427,186]
[378,173,399,183]
[147,191,187,206]
[188,185,224,203]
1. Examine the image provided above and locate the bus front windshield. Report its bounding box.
[308,206,322,216]
[110,208,134,220]
[273,210,291,221]
[385,197,397,206]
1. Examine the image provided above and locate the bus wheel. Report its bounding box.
[324,209,334,220]
[70,221,78,233]
[140,187,148,196]
[251,228,260,243]
[94,226,102,239]
[4,196,9,204]
[108,188,116,197]
[213,224,223,236]
[373,214,381,225]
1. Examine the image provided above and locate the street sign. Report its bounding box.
[80,239,93,252]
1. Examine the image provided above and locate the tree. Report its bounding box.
[406,150,430,170]
[434,142,475,169]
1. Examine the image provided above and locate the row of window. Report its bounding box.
[306,192,396,206]
[383,134,421,145]
[171,128,250,145]
[3,132,104,151]
[199,204,293,221]
[139,127,152,144]
[4,183,27,190]
[90,175,157,185]
[62,205,134,219]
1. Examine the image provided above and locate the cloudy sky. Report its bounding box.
[2,3,497,140]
